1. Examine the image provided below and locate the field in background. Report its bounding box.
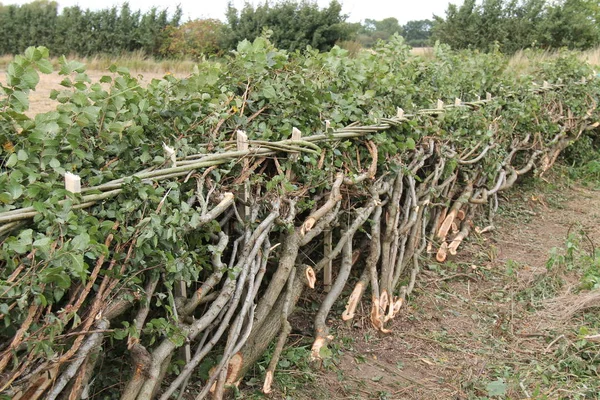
[0,69,186,117]
[509,46,600,74]
[0,49,197,74]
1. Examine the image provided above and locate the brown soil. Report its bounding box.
[257,179,600,400]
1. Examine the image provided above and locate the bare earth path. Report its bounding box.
[264,179,600,400]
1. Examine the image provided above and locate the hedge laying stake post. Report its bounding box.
[236,130,250,219]
[64,172,81,194]
[287,127,302,181]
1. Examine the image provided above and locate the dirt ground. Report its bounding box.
[254,178,600,400]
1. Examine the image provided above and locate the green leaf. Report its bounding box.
[37,59,53,74]
[10,91,29,111]
[54,288,65,302]
[262,84,277,99]
[319,345,333,359]
[49,158,60,169]
[71,233,90,251]
[64,253,86,281]
[82,106,101,120]
[8,229,33,254]
[41,267,71,289]
[7,182,23,200]
[486,378,507,397]
[5,153,18,168]
[33,236,53,250]
[20,70,40,90]
[60,59,86,75]
[17,149,28,161]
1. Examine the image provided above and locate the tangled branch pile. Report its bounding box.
[1,38,599,399]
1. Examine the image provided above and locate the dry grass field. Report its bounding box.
[0,50,195,117]
[0,69,187,117]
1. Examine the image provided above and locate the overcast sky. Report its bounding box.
[2,0,463,24]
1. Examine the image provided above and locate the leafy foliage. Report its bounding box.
[432,0,600,53]
[0,39,599,398]
[161,19,228,59]
[0,1,181,56]
[356,18,433,48]
[225,0,352,52]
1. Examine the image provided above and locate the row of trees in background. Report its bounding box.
[0,0,598,59]
[432,0,600,53]
[355,18,432,48]
[0,1,181,56]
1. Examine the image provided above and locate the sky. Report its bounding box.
[2,0,464,24]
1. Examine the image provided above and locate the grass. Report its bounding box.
[506,233,600,399]
[509,46,600,74]
[1,45,598,77]
[0,49,197,74]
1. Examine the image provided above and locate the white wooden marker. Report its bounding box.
[65,172,81,193]
[163,143,176,167]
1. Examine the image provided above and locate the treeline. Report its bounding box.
[0,0,181,56]
[354,18,432,48]
[432,0,600,53]
[155,1,432,59]
[0,0,598,59]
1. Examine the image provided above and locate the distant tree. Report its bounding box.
[431,0,480,50]
[0,2,181,57]
[0,1,58,54]
[355,17,431,48]
[161,19,227,59]
[537,0,600,49]
[431,0,600,52]
[402,19,433,47]
[225,0,353,52]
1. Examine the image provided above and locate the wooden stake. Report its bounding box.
[287,127,302,181]
[290,127,302,161]
[64,172,81,194]
[236,130,250,219]
[163,143,176,167]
